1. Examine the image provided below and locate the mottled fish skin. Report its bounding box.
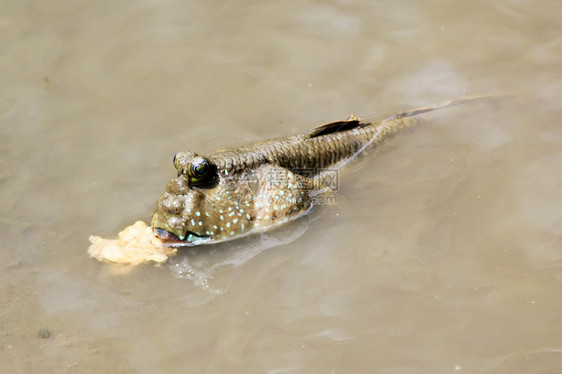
[151,97,491,245]
[152,164,318,245]
[151,113,418,246]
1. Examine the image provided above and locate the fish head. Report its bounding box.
[151,152,258,246]
[152,153,317,246]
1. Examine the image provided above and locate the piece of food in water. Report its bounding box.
[88,221,176,264]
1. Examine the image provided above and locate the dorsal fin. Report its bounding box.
[307,119,366,138]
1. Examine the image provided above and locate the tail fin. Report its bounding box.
[385,94,514,121]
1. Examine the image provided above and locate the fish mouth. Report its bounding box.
[153,228,210,247]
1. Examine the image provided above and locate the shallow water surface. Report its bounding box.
[1,1,561,373]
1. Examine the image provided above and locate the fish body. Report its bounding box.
[151,97,488,246]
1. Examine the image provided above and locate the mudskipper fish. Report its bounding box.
[151,97,488,246]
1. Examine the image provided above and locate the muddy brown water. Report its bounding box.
[1,1,561,373]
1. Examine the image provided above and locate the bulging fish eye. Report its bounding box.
[191,159,209,175]
[187,156,218,189]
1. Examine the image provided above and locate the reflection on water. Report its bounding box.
[1,0,561,372]
[168,217,310,292]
